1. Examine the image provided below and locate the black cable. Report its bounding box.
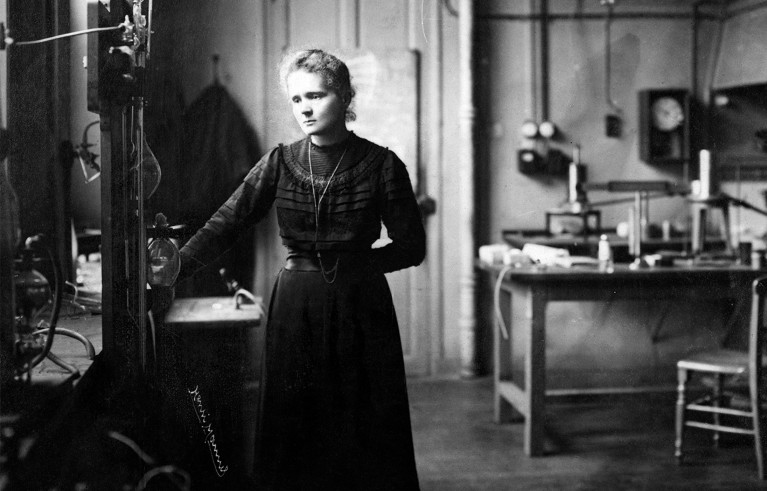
[32,328,95,360]
[26,238,62,371]
[719,192,767,217]
[11,25,124,46]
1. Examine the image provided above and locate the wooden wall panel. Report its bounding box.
[74,0,454,376]
[8,0,71,280]
[68,0,100,231]
[268,0,438,376]
[288,0,340,47]
[714,7,767,88]
[354,0,425,374]
[358,0,408,48]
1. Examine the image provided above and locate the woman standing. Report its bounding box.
[178,49,425,490]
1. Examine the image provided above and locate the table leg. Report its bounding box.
[525,286,547,456]
[494,285,519,423]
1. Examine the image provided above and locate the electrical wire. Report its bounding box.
[109,430,190,491]
[147,309,156,370]
[32,328,95,360]
[234,288,258,306]
[76,121,101,183]
[137,465,191,491]
[442,0,459,17]
[494,265,513,340]
[11,25,124,46]
[44,351,79,376]
[107,430,155,465]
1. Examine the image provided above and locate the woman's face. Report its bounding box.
[286,69,348,141]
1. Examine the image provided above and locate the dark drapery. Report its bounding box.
[149,83,260,297]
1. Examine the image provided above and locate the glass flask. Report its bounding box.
[147,213,180,286]
[134,130,162,200]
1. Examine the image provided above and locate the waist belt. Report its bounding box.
[285,256,322,271]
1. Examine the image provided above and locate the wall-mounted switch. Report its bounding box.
[605,113,622,138]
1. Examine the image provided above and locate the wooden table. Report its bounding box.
[163,296,264,482]
[479,261,763,456]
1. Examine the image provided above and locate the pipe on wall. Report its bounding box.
[691,2,700,100]
[457,0,477,378]
[478,11,718,21]
[724,0,767,19]
[442,0,720,21]
[533,0,550,122]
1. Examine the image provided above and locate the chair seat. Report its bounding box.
[675,276,767,480]
[677,349,749,375]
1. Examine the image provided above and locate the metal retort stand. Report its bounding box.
[688,194,733,257]
[585,180,679,269]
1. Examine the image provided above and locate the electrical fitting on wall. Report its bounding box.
[538,121,557,139]
[517,119,568,176]
[517,119,541,174]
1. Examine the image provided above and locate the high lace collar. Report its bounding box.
[309,131,354,151]
[282,134,387,191]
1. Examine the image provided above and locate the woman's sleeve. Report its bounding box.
[178,146,281,282]
[369,151,426,274]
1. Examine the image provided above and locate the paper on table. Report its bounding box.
[522,243,569,265]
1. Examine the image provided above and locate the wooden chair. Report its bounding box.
[675,275,767,479]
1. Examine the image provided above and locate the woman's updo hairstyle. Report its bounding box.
[279,48,357,122]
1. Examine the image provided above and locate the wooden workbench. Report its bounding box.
[479,261,764,457]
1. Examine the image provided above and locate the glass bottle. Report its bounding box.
[147,213,180,286]
[598,234,614,273]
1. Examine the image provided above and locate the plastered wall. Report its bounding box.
[65,0,767,377]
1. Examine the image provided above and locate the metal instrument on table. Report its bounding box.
[585,180,679,268]
[688,149,733,257]
[546,145,601,237]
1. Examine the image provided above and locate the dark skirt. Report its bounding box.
[255,265,420,490]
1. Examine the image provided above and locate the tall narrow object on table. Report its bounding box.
[699,149,711,199]
[690,149,733,256]
[568,145,581,207]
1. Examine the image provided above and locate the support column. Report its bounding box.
[458,0,477,377]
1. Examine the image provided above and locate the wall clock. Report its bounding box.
[639,89,690,164]
[651,96,685,132]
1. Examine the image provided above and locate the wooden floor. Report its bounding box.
[408,377,767,491]
[13,315,767,490]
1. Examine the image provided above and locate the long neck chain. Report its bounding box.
[308,139,348,284]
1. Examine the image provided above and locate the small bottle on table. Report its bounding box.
[598,234,614,273]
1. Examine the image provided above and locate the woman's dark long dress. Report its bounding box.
[180,132,425,490]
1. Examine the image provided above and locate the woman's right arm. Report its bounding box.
[178,146,281,282]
